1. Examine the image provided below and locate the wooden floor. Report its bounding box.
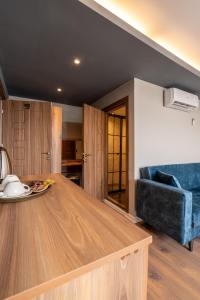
[138,224,200,300]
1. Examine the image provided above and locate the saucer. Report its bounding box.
[0,190,32,199]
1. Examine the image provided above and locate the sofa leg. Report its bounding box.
[188,240,194,252]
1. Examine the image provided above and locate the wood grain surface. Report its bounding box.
[83,104,105,200]
[2,100,52,176]
[51,105,62,173]
[33,248,148,300]
[62,160,82,167]
[138,223,200,300]
[0,174,151,300]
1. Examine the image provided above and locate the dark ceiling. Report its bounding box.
[1,0,200,106]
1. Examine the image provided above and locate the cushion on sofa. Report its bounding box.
[140,163,200,190]
[192,203,200,227]
[189,187,200,227]
[155,171,181,188]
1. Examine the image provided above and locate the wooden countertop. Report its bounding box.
[0,174,151,300]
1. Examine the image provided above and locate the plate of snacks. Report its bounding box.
[30,179,55,193]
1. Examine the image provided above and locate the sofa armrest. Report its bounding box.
[136,179,192,244]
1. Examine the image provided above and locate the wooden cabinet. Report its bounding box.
[62,122,82,140]
[0,174,151,300]
[2,100,52,176]
[33,247,149,300]
[75,140,83,160]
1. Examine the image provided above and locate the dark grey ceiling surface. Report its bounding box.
[1,0,200,106]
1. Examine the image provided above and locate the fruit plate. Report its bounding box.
[29,180,50,193]
[0,181,52,203]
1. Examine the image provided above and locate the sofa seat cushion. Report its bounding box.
[192,203,200,227]
[190,187,200,227]
[190,187,200,200]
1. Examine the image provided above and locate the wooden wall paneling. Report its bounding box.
[2,100,52,176]
[40,102,52,174]
[3,100,30,176]
[29,102,42,175]
[51,105,62,173]
[83,104,105,200]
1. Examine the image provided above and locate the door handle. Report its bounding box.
[85,153,92,157]
[82,153,92,162]
[41,152,51,160]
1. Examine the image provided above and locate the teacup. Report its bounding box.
[0,181,30,197]
[1,175,20,189]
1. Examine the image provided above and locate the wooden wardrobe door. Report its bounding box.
[2,100,52,176]
[83,104,105,200]
[30,101,52,175]
[2,100,30,176]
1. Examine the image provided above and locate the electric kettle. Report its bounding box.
[0,146,12,180]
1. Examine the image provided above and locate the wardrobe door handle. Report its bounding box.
[41,152,51,160]
[82,153,92,163]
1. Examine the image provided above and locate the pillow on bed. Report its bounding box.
[155,170,181,188]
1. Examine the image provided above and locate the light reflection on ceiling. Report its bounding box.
[94,0,200,71]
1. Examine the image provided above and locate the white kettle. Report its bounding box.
[0,146,12,180]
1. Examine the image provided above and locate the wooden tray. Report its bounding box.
[0,181,52,203]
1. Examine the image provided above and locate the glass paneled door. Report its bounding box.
[108,114,126,193]
[105,99,128,212]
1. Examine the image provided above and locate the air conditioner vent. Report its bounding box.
[164,88,199,112]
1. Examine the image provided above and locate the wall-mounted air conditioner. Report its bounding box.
[164,88,199,112]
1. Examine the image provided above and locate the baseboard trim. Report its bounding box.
[103,199,141,223]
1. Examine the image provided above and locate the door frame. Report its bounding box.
[103,97,129,212]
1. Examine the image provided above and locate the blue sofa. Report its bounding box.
[136,163,200,250]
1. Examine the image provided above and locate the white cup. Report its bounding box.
[1,175,20,189]
[0,181,30,197]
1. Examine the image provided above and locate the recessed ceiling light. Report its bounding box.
[57,88,62,92]
[74,58,81,65]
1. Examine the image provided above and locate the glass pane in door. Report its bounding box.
[106,104,128,211]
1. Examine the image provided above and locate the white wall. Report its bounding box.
[134,78,200,177]
[95,78,200,214]
[59,104,82,123]
[94,79,135,214]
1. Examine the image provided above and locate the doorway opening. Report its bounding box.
[104,97,129,212]
[61,111,83,186]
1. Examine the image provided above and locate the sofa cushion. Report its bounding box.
[192,204,200,227]
[190,187,200,227]
[190,187,200,201]
[155,171,181,188]
[140,163,200,190]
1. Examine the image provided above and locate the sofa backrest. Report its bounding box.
[140,163,200,190]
